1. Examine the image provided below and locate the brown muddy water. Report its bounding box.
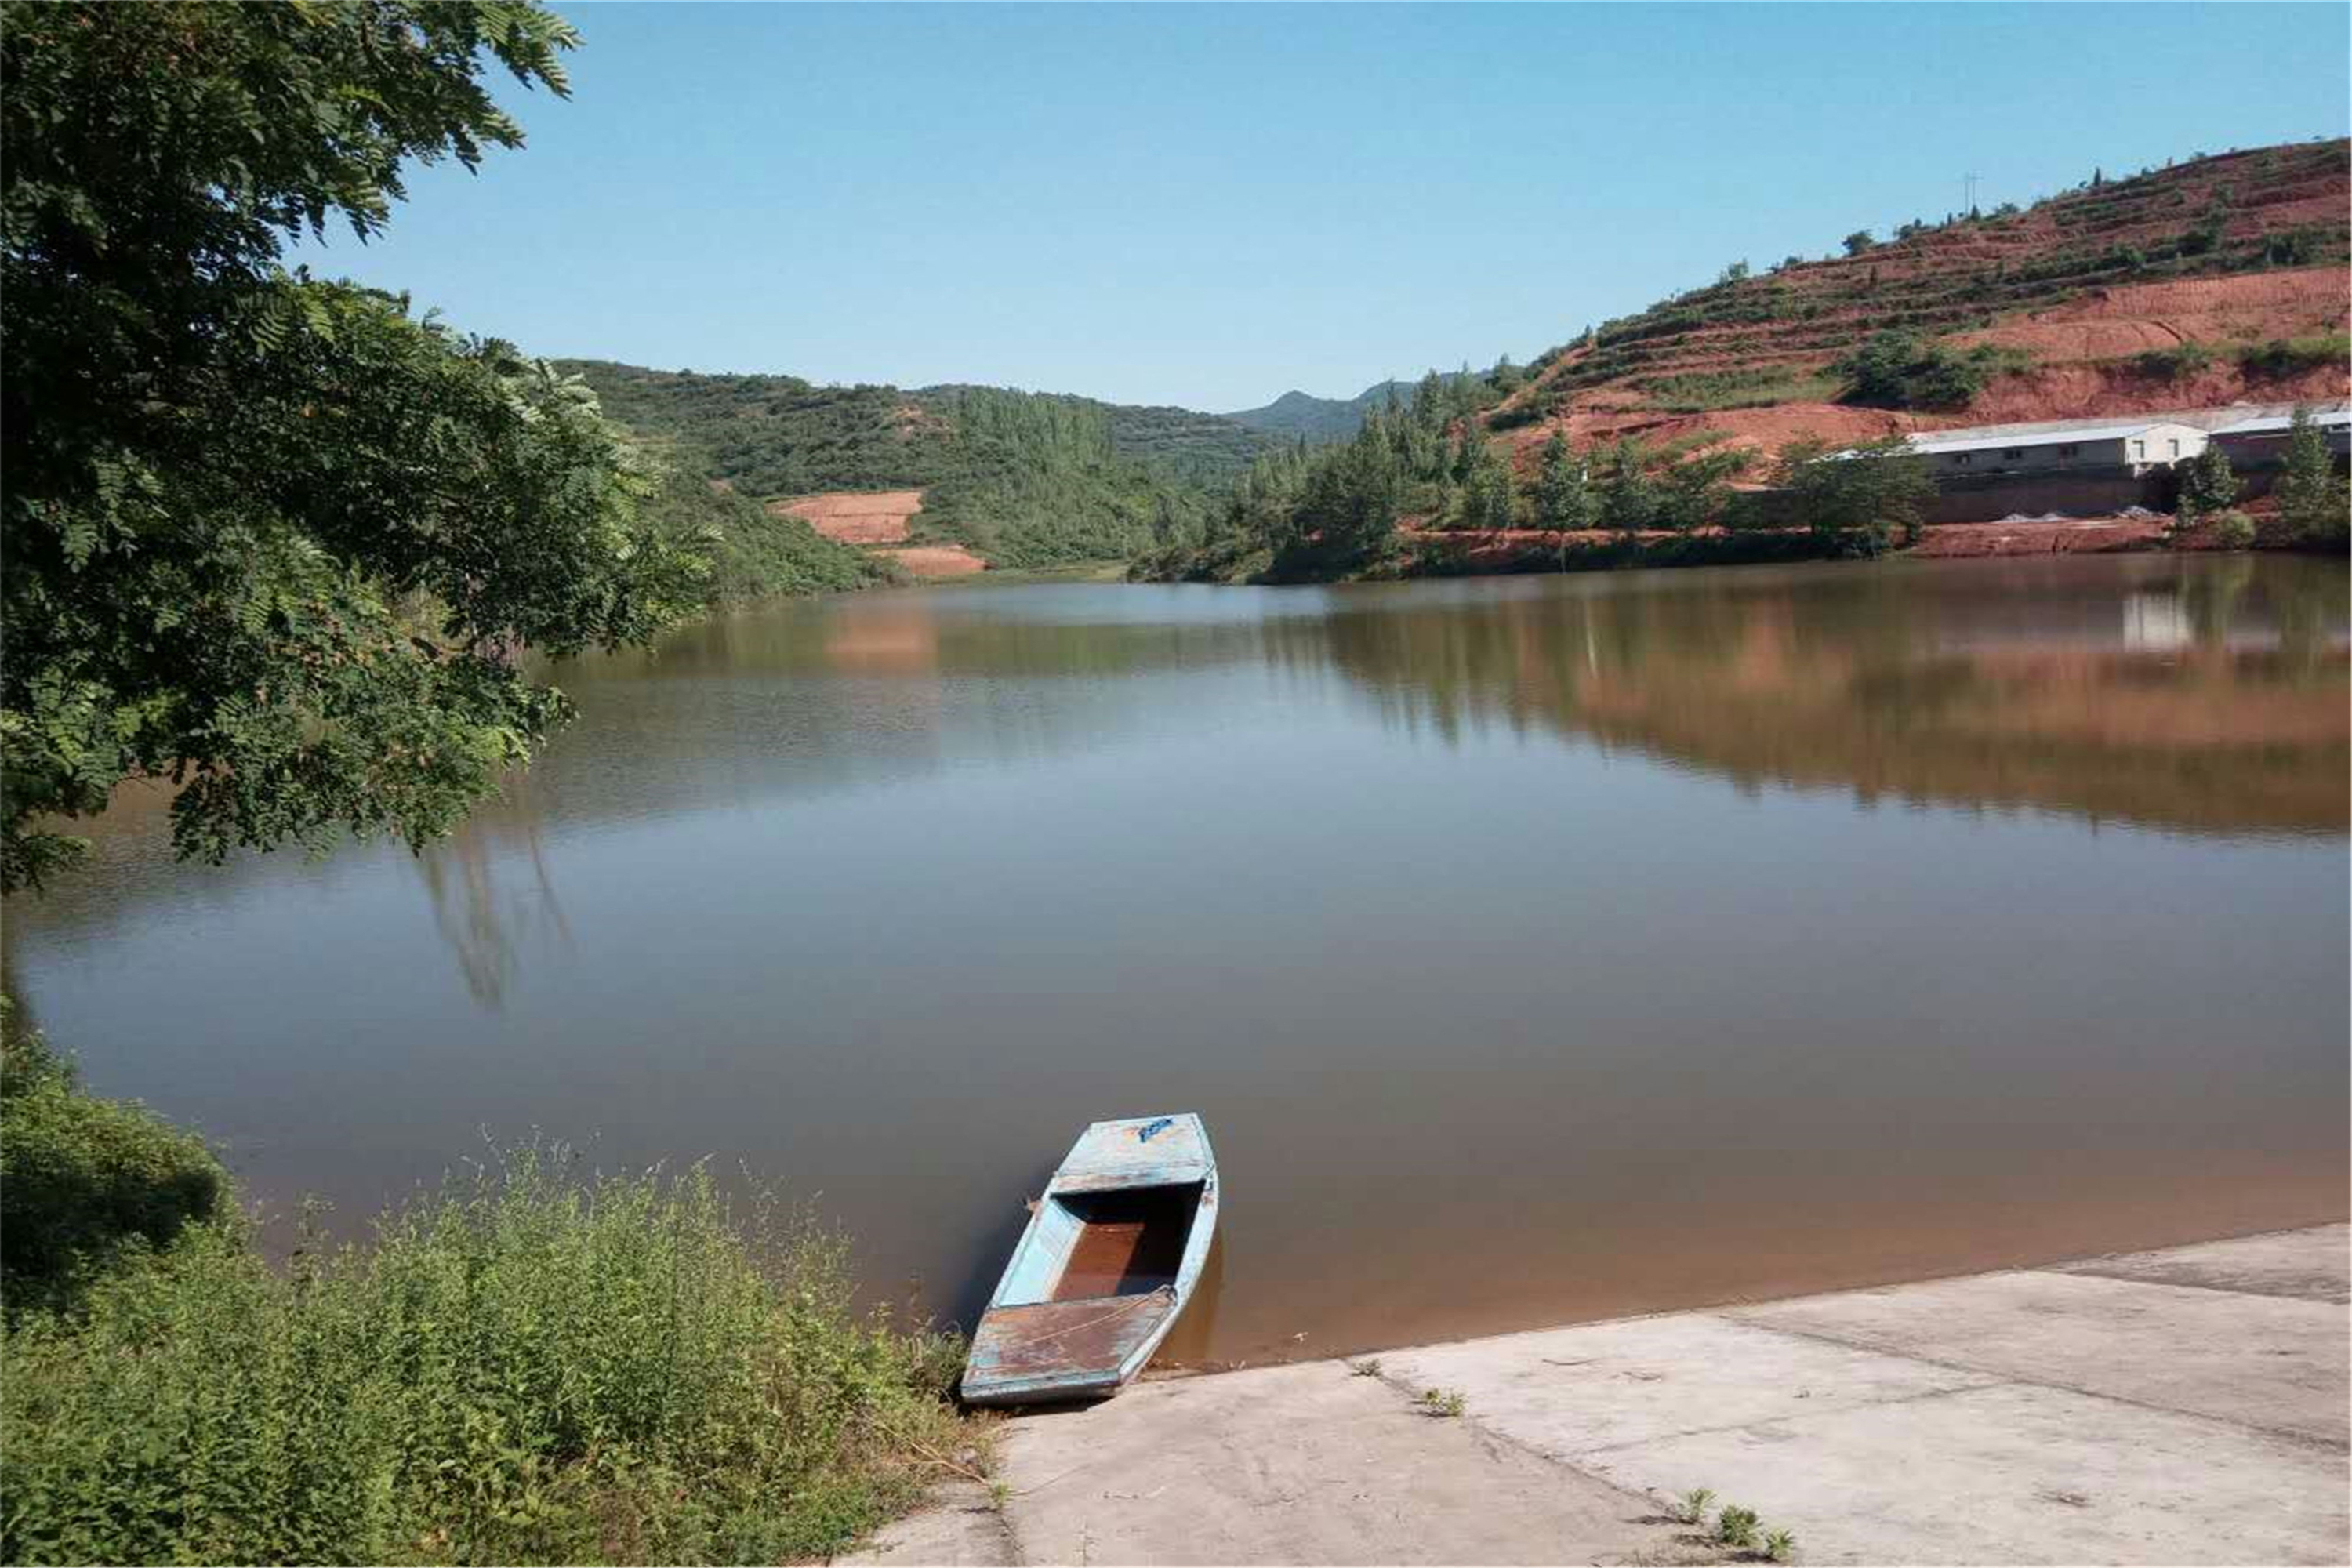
[5,554,2347,1365]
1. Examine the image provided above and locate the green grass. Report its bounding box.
[1,1023,977,1568]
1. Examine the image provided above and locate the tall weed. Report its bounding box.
[2,1147,969,1565]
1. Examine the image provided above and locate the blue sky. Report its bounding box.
[293,2,2351,412]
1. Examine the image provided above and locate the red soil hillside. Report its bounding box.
[773,488,927,545]
[1491,139,2351,469]
[772,490,987,577]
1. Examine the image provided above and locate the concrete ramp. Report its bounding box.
[854,1225,2349,1566]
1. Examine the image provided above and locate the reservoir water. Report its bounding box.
[5,553,2345,1363]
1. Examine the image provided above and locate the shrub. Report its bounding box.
[1832,332,2023,410]
[2132,339,2215,379]
[2263,227,2324,267]
[2176,446,2240,531]
[1,1145,970,1566]
[2235,334,2350,379]
[2212,510,2258,548]
[1716,1504,1762,1550]
[1,1001,227,1317]
[1485,391,1559,432]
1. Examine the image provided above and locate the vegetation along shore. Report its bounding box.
[0,1001,980,1565]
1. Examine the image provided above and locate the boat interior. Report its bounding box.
[1005,1182,1203,1305]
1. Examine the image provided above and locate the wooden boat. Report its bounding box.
[960,1113,1218,1406]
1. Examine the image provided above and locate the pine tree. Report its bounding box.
[1453,420,1485,485]
[2274,405,2349,546]
[1534,432,1596,534]
[1599,440,1661,532]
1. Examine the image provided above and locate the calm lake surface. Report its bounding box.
[7,554,2347,1363]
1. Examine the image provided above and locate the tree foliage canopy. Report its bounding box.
[2,1,702,891]
[1772,436,1936,550]
[1533,433,1597,534]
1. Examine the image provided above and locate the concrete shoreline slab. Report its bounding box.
[1728,1267,2350,1446]
[1377,1312,2004,1455]
[847,1225,2351,1566]
[1570,1381,2349,1566]
[2056,1223,2352,1304]
[977,1363,1693,1567]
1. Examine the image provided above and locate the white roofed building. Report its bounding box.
[1904,419,2209,477]
[2208,405,2351,463]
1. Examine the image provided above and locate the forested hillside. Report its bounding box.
[626,435,898,604]
[562,361,1247,568]
[923,385,1272,487]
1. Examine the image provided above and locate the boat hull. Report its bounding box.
[961,1114,1217,1406]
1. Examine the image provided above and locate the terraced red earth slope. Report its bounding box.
[1490,139,2351,467]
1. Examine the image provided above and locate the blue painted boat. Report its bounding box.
[961,1114,1218,1406]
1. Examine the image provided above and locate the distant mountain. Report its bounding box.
[1220,380,1425,443]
